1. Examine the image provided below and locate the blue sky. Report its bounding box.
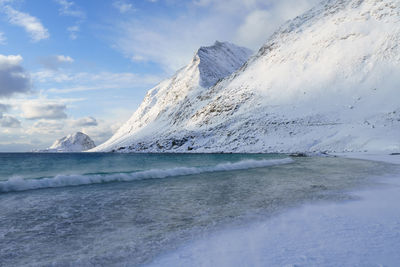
[0,0,319,151]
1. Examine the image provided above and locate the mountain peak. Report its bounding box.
[197,41,232,53]
[195,41,253,87]
[91,41,252,152]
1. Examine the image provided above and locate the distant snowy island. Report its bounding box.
[91,0,400,154]
[37,132,96,152]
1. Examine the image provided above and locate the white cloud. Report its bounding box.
[54,0,85,19]
[81,119,122,145]
[0,103,11,121]
[2,5,49,42]
[234,0,322,48]
[57,55,74,63]
[111,0,320,71]
[67,25,79,40]
[21,100,67,120]
[33,70,73,83]
[0,103,9,116]
[71,116,98,127]
[33,71,162,93]
[38,55,74,70]
[0,32,6,44]
[25,116,113,145]
[28,119,65,134]
[53,0,85,40]
[0,103,19,130]
[235,10,272,48]
[113,0,134,13]
[113,17,230,71]
[0,115,20,128]
[0,142,36,152]
[0,97,126,150]
[0,54,31,97]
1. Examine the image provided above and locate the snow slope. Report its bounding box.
[40,132,96,152]
[95,0,400,153]
[92,41,252,152]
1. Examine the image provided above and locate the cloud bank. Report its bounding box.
[72,116,98,127]
[1,115,20,128]
[0,103,20,128]
[0,103,8,115]
[0,55,31,97]
[22,101,67,120]
[38,55,74,70]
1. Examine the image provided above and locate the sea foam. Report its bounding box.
[0,158,293,193]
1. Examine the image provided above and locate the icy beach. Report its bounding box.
[150,154,400,267]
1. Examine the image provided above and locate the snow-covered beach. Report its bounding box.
[149,153,400,266]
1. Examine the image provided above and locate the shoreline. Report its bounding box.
[333,152,400,165]
[2,152,399,266]
[149,153,400,266]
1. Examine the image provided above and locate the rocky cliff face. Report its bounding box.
[42,132,96,152]
[94,0,400,153]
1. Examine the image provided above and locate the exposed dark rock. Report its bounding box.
[289,153,308,157]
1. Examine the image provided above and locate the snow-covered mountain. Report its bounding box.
[40,132,96,152]
[92,41,253,152]
[94,0,400,153]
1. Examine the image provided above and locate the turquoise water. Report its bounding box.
[0,153,396,266]
[0,153,284,181]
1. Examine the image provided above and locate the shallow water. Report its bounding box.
[0,153,397,266]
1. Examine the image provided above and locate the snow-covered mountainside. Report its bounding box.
[40,132,96,152]
[94,0,400,153]
[92,41,253,152]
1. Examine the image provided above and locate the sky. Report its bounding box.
[0,0,320,152]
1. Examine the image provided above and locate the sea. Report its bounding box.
[1,153,400,266]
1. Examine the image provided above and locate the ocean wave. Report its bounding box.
[0,158,294,193]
